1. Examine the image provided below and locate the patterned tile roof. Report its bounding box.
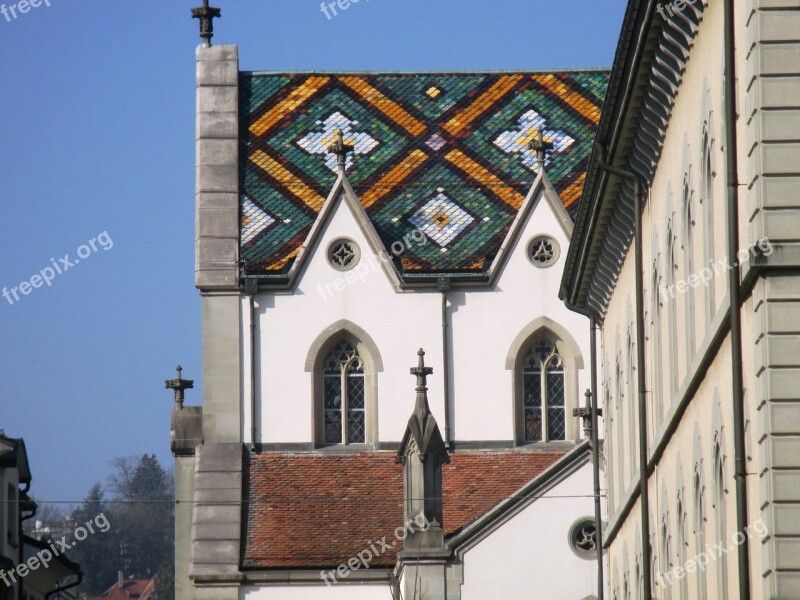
[241,449,565,569]
[239,72,609,276]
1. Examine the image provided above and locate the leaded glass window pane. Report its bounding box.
[323,373,342,444]
[321,339,366,445]
[346,366,365,443]
[546,357,566,440]
[523,363,542,442]
[522,338,566,442]
[347,405,365,443]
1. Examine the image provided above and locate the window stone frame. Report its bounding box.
[306,320,383,447]
[506,317,584,444]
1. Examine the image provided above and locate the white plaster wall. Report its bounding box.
[241,583,390,600]
[450,190,591,441]
[459,462,596,600]
[247,183,591,444]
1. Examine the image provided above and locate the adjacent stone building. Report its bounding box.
[561,0,800,598]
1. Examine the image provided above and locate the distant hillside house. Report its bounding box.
[87,574,155,600]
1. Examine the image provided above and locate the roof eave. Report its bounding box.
[562,0,707,319]
[561,0,657,318]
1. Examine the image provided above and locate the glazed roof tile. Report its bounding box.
[239,72,609,276]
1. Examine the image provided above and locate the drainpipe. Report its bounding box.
[590,316,604,600]
[723,0,750,596]
[438,277,452,448]
[244,275,258,451]
[595,147,651,598]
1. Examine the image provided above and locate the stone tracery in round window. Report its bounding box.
[568,517,598,559]
[327,238,360,270]
[527,235,560,267]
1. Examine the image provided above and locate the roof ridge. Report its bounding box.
[243,68,612,75]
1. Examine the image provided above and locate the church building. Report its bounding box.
[171,5,610,599]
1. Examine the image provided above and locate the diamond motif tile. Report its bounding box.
[297,111,379,173]
[493,109,575,172]
[425,133,447,152]
[241,196,277,245]
[409,193,476,248]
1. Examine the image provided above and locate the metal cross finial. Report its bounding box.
[327,128,355,172]
[192,0,221,46]
[165,365,194,408]
[529,128,553,172]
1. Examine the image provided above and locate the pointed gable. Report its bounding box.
[239,72,609,277]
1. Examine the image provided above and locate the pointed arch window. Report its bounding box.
[666,210,678,402]
[677,495,689,599]
[627,324,636,481]
[683,176,697,360]
[701,127,716,320]
[651,253,664,428]
[605,382,615,511]
[713,443,728,597]
[660,519,672,600]
[694,471,708,599]
[522,339,566,442]
[322,339,366,445]
[649,230,669,436]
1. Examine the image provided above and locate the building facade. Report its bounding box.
[172,16,613,600]
[0,433,82,600]
[562,0,800,598]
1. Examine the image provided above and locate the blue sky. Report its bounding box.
[0,0,627,506]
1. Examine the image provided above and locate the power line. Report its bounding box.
[7,492,607,506]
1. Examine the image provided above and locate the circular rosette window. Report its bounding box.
[527,235,560,268]
[568,517,599,560]
[327,238,361,271]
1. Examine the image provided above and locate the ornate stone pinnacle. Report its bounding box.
[410,348,433,391]
[165,365,194,408]
[529,128,553,171]
[410,348,434,422]
[192,0,221,46]
[327,128,355,172]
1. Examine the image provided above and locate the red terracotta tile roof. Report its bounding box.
[241,449,565,569]
[88,578,155,600]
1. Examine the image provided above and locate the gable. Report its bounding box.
[291,176,403,292]
[239,72,609,277]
